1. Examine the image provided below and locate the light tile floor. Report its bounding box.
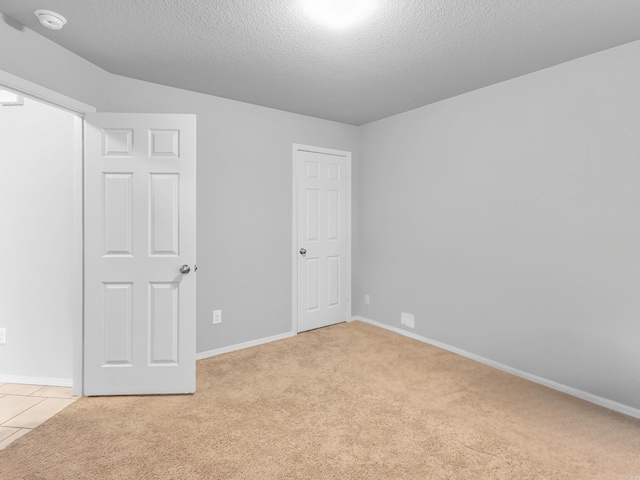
[0,383,77,450]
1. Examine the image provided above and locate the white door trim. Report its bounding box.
[0,69,96,396]
[0,69,96,115]
[291,144,352,333]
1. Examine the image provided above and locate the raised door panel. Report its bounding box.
[148,282,179,365]
[306,160,319,179]
[326,162,340,182]
[305,189,319,242]
[149,174,180,256]
[103,129,133,157]
[103,173,133,256]
[305,258,320,312]
[149,129,180,159]
[102,282,133,366]
[327,190,340,241]
[327,256,340,308]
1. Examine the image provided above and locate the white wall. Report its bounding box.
[0,97,75,383]
[356,40,640,411]
[0,18,359,356]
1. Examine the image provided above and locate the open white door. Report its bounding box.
[295,145,351,333]
[84,113,196,395]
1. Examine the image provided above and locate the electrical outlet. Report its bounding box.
[364,294,370,307]
[213,310,222,325]
[0,327,6,344]
[401,312,415,329]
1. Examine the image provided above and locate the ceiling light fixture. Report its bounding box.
[302,0,378,29]
[34,9,67,30]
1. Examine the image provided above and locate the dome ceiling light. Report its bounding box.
[34,9,67,30]
[302,0,378,29]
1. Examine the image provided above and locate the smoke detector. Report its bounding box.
[34,9,67,30]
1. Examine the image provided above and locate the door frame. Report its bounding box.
[0,69,96,396]
[291,143,352,333]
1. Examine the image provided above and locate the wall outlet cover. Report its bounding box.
[0,327,6,344]
[213,310,222,325]
[400,312,415,329]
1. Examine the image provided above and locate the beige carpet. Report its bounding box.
[1,321,639,479]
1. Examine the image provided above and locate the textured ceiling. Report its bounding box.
[1,0,640,125]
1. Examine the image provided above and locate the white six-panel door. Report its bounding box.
[295,145,350,333]
[84,113,196,395]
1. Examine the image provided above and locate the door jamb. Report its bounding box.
[0,69,96,396]
[291,143,352,334]
[0,70,95,116]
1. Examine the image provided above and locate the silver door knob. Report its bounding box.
[299,248,306,256]
[180,264,191,274]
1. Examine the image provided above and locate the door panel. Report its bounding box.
[103,173,133,256]
[296,146,350,333]
[84,113,196,396]
[327,256,340,307]
[149,173,180,256]
[102,282,133,365]
[148,282,179,364]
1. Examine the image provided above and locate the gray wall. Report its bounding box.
[0,97,75,382]
[102,75,359,352]
[356,40,640,410]
[0,14,106,107]
[0,18,359,356]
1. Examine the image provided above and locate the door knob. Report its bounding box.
[299,248,307,256]
[180,264,191,274]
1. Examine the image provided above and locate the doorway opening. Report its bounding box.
[0,70,95,396]
[0,92,78,387]
[292,144,352,333]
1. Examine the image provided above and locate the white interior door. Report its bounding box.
[84,113,196,395]
[295,145,351,333]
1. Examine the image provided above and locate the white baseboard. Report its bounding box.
[196,331,296,360]
[0,375,72,387]
[350,316,640,420]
